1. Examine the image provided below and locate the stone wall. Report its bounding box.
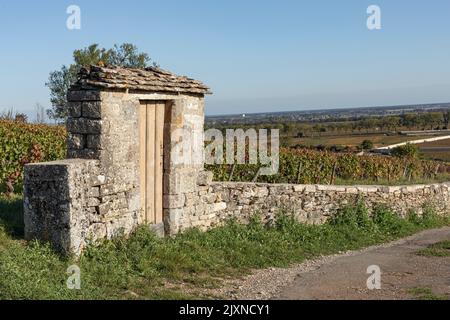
[24,159,104,254]
[66,90,103,159]
[169,180,450,232]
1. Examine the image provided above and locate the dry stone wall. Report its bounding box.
[24,159,105,254]
[168,180,450,232]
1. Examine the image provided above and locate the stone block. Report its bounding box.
[67,133,85,150]
[90,174,106,186]
[82,101,102,119]
[293,185,305,192]
[87,197,101,207]
[100,184,125,196]
[67,118,102,134]
[86,134,103,150]
[357,186,379,193]
[200,193,217,204]
[212,202,227,212]
[345,187,358,194]
[164,171,197,194]
[164,194,185,209]
[67,90,101,102]
[164,173,180,194]
[68,102,82,118]
[304,185,317,193]
[197,171,213,186]
[184,193,199,207]
[67,148,100,160]
[164,208,183,231]
[88,187,100,197]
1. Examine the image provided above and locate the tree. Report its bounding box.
[391,143,419,158]
[360,139,374,150]
[443,111,450,129]
[385,116,400,131]
[421,112,443,130]
[46,43,154,122]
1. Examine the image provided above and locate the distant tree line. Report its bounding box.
[207,111,450,138]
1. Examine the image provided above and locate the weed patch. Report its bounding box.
[416,241,450,257]
[408,287,448,300]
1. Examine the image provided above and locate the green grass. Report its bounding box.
[0,194,23,238]
[0,195,449,300]
[408,287,448,300]
[416,240,450,257]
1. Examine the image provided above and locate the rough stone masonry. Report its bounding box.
[24,65,210,255]
[23,65,450,256]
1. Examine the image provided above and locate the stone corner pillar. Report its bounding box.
[24,159,100,256]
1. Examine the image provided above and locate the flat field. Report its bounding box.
[289,133,436,148]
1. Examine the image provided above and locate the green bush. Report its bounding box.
[360,139,374,150]
[330,202,373,230]
[391,143,420,158]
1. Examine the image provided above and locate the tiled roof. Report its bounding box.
[73,65,211,95]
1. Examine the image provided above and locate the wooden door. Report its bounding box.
[139,101,165,224]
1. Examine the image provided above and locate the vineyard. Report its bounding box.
[0,120,66,194]
[1,121,449,195]
[206,148,450,185]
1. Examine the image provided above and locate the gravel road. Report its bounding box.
[212,227,450,300]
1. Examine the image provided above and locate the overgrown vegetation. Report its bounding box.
[0,120,66,195]
[416,240,450,257]
[408,287,448,300]
[0,195,448,300]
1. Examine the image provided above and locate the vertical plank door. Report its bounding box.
[139,101,165,224]
[139,104,147,223]
[154,103,165,224]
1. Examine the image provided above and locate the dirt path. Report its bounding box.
[214,227,450,300]
[375,135,450,151]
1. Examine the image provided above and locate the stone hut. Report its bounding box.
[24,65,212,255]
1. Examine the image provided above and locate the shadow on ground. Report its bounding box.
[0,195,24,238]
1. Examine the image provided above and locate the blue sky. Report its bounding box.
[1,0,450,117]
